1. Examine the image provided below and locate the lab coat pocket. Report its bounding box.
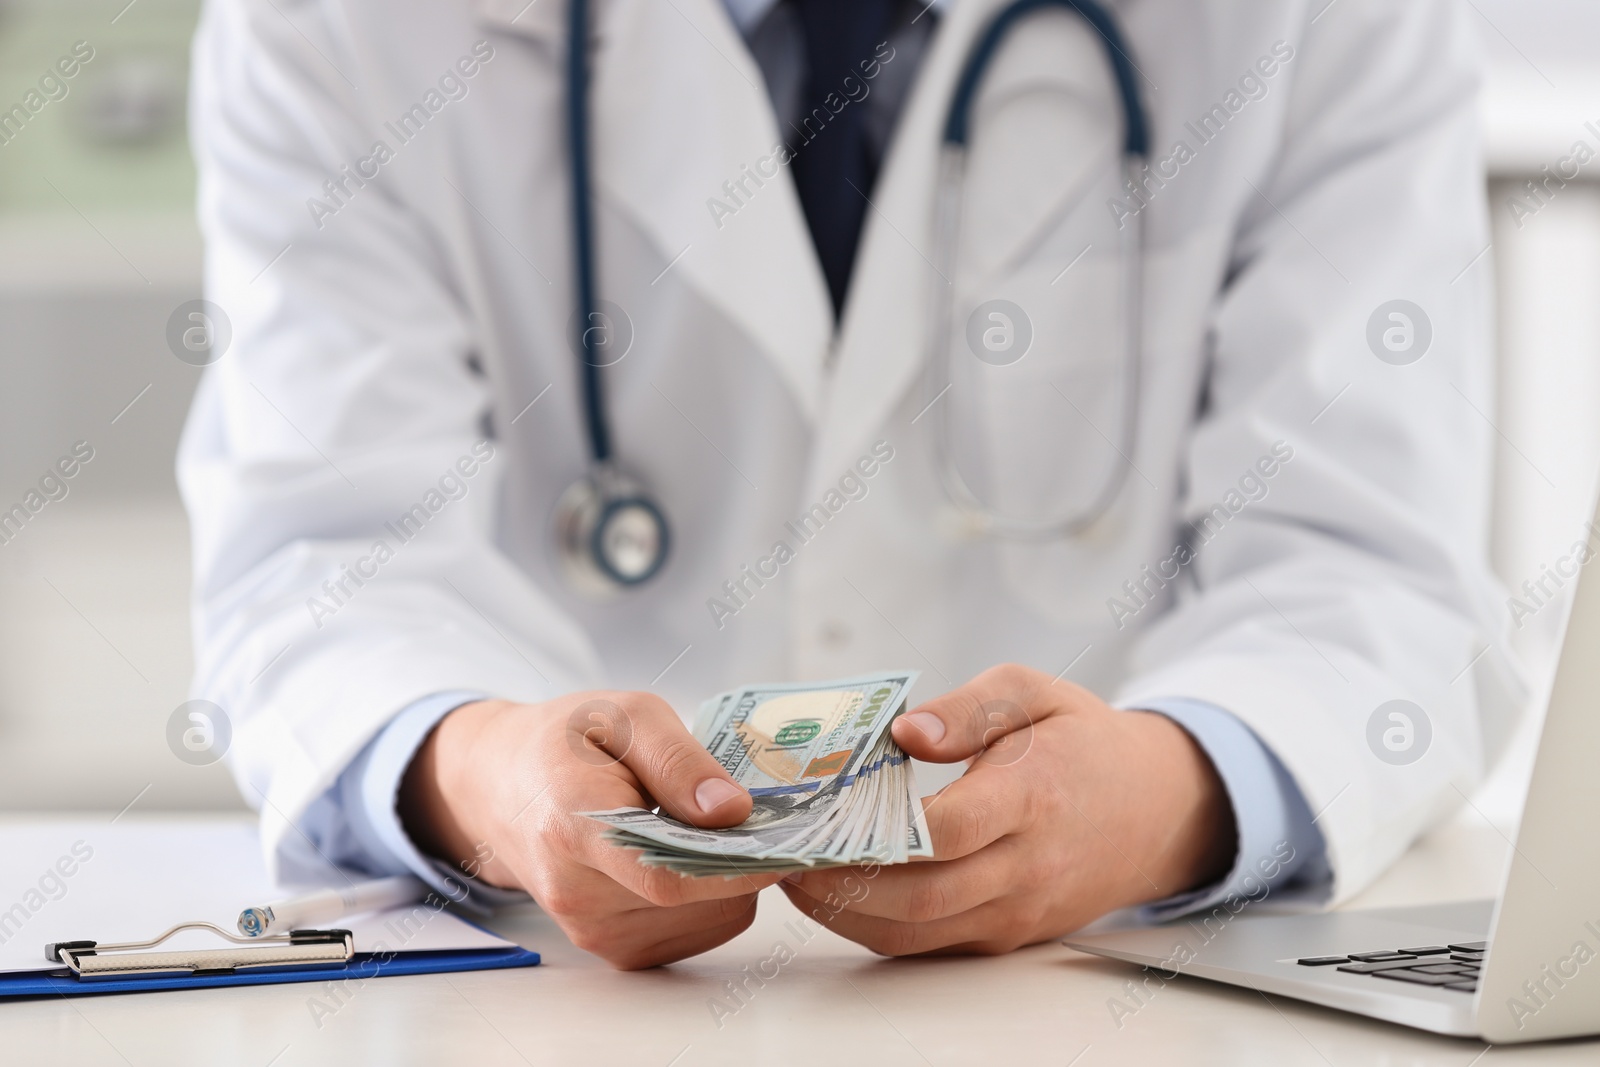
[940,234,1136,625]
[943,249,1131,537]
[930,6,1139,619]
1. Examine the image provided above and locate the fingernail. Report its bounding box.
[695,777,744,814]
[900,711,946,743]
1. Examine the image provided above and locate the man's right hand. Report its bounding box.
[398,693,779,969]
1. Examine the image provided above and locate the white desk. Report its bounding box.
[4,813,1595,1066]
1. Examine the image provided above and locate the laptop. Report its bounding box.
[1065,509,1600,1044]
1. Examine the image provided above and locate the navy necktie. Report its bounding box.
[790,0,897,318]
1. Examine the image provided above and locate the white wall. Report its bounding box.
[1459,1,1600,826]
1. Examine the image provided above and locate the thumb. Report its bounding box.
[890,665,1056,762]
[583,694,753,828]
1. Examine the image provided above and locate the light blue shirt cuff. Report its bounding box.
[1130,697,1330,922]
[336,690,527,912]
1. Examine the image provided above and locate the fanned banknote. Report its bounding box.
[583,671,932,875]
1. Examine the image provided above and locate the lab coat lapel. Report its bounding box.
[802,0,995,500]
[477,0,834,422]
[474,0,565,40]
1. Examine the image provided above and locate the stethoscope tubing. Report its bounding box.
[943,0,1148,157]
[567,0,611,465]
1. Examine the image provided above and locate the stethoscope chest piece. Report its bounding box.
[554,465,671,597]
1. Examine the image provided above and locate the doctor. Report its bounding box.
[182,0,1520,969]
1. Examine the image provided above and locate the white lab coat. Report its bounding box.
[181,0,1524,900]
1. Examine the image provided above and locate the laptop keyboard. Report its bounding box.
[1296,941,1486,993]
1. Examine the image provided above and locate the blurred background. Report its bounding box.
[0,0,214,811]
[1,0,1598,829]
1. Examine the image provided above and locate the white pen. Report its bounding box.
[237,875,429,937]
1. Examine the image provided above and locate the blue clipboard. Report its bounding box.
[0,945,540,999]
[0,822,541,999]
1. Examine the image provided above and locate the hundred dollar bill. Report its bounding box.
[703,672,913,789]
[583,671,927,874]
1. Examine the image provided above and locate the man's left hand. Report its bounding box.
[779,664,1237,956]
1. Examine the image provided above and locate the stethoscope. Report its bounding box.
[554,0,1148,594]
[552,0,672,596]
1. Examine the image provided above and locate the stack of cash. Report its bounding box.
[584,671,932,875]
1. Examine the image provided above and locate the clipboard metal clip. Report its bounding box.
[45,922,354,981]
